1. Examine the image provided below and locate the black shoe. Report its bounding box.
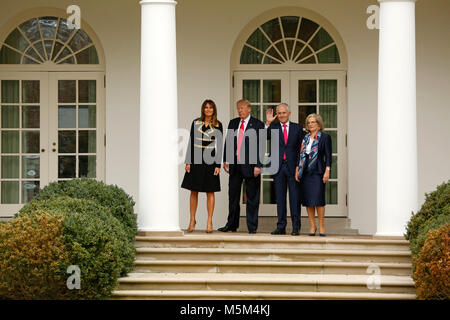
[271,228,286,235]
[248,230,257,234]
[291,230,300,236]
[218,226,237,232]
[309,228,317,236]
[319,233,326,237]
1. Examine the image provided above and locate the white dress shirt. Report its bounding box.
[265,121,290,137]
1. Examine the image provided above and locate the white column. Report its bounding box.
[377,0,418,236]
[139,0,180,232]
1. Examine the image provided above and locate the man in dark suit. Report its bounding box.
[265,103,304,235]
[219,99,265,234]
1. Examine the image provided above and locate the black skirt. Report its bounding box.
[300,171,326,207]
[181,164,221,192]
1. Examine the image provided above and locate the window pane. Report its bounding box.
[1,131,19,153]
[275,42,288,60]
[260,18,282,42]
[56,19,75,43]
[298,105,316,127]
[52,42,63,61]
[297,46,313,63]
[240,46,263,64]
[263,180,276,204]
[299,56,316,64]
[266,47,284,62]
[58,131,76,153]
[22,181,40,203]
[22,80,40,103]
[263,56,281,65]
[250,105,261,121]
[246,28,271,52]
[25,47,42,63]
[0,46,22,64]
[58,106,76,128]
[22,106,40,128]
[1,156,19,179]
[79,106,96,128]
[1,181,19,204]
[298,18,319,42]
[319,80,337,103]
[22,155,40,178]
[22,131,40,153]
[320,105,337,128]
[58,80,76,103]
[68,30,93,52]
[281,16,299,38]
[78,80,96,103]
[2,106,19,128]
[39,17,58,39]
[58,156,76,178]
[75,46,99,64]
[292,41,304,60]
[5,28,28,52]
[19,18,40,43]
[298,80,316,103]
[325,181,338,205]
[79,130,96,153]
[243,80,260,103]
[317,45,340,63]
[263,80,281,103]
[324,130,337,153]
[309,28,334,51]
[331,155,337,179]
[79,156,96,178]
[1,80,19,103]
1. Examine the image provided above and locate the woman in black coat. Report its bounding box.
[181,99,223,233]
[295,113,332,236]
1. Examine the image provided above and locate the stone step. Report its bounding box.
[117,273,416,295]
[112,289,416,300]
[132,260,412,276]
[135,247,412,263]
[135,234,410,251]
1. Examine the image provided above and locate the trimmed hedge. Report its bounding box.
[28,179,138,242]
[406,181,450,241]
[19,197,135,277]
[413,224,450,300]
[1,197,131,299]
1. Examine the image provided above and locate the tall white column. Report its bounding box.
[139,0,180,232]
[377,0,418,236]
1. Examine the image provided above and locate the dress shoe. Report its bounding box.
[248,230,257,234]
[271,228,286,235]
[218,225,237,232]
[319,233,326,237]
[291,230,300,236]
[309,228,317,236]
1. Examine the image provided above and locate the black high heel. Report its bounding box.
[309,228,317,236]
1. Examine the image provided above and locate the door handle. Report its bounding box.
[52,148,56,152]
[41,149,45,152]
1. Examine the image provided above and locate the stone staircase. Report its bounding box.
[112,233,416,300]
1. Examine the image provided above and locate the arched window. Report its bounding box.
[240,16,340,64]
[0,16,99,65]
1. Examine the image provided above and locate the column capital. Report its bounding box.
[378,0,417,3]
[140,0,177,5]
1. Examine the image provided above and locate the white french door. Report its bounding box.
[0,72,105,217]
[233,70,347,217]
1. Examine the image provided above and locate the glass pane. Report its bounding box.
[23,57,39,65]
[325,181,338,205]
[19,18,41,43]
[39,17,58,39]
[309,28,334,51]
[68,29,93,52]
[263,180,276,204]
[292,41,304,60]
[79,106,96,128]
[319,80,337,103]
[281,16,299,38]
[320,105,337,128]
[1,156,19,178]
[1,181,19,204]
[317,45,340,63]
[58,131,76,153]
[22,80,40,103]
[22,181,40,204]
[55,47,72,63]
[5,28,28,52]
[260,18,282,42]
[22,106,40,128]
[79,156,96,178]
[58,56,75,65]
[266,47,283,62]
[22,131,40,153]
[25,47,42,63]
[298,18,319,42]
[324,130,337,153]
[78,80,96,103]
[44,40,53,59]
[263,56,281,65]
[297,46,313,63]
[58,80,76,103]
[331,155,337,179]
[243,80,260,103]
[1,80,19,103]
[33,42,46,61]
[52,42,63,61]
[58,106,76,128]
[298,80,316,103]
[285,40,294,60]
[240,46,263,64]
[58,156,76,178]
[263,80,281,103]
[1,131,19,153]
[275,42,288,60]
[79,130,96,153]
[299,56,316,64]
[56,19,75,43]
[250,105,261,121]
[75,46,99,64]
[2,106,19,128]
[246,28,271,52]
[0,46,22,64]
[298,105,317,127]
[22,155,40,178]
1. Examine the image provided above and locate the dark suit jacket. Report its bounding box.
[267,121,304,176]
[223,116,265,177]
[297,132,332,175]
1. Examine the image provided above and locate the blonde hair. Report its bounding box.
[305,113,325,132]
[237,99,251,109]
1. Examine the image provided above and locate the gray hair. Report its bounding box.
[276,103,290,112]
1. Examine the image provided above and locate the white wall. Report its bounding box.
[0,0,449,234]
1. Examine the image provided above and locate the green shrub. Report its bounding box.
[413,224,450,300]
[28,178,137,241]
[405,181,450,241]
[19,197,135,277]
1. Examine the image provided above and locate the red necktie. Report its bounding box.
[283,124,287,160]
[237,119,245,161]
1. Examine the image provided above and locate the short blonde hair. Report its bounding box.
[237,99,251,109]
[305,113,325,132]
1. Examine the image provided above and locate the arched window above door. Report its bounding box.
[0,16,99,65]
[240,16,340,65]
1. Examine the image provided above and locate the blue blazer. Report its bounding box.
[297,132,332,175]
[267,122,304,176]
